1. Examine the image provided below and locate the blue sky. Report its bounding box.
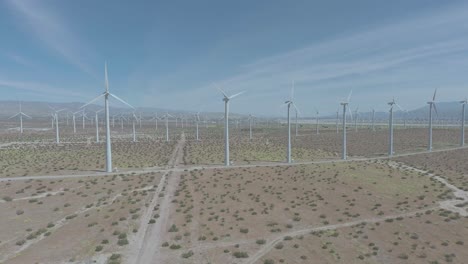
[1,0,468,116]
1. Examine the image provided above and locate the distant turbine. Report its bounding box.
[315,108,320,135]
[218,87,244,166]
[94,109,103,143]
[284,82,299,164]
[72,110,82,134]
[388,98,403,157]
[248,114,254,140]
[427,89,438,152]
[353,107,359,132]
[340,91,353,160]
[294,108,298,137]
[371,108,376,132]
[162,112,174,142]
[335,109,339,134]
[49,106,66,144]
[132,112,139,142]
[81,62,134,173]
[403,110,408,129]
[150,113,159,131]
[195,111,201,141]
[9,101,31,134]
[460,98,467,147]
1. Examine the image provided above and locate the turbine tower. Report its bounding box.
[94,109,103,143]
[335,109,339,134]
[195,112,201,141]
[284,82,299,164]
[354,107,359,132]
[132,112,139,142]
[315,108,320,135]
[371,108,376,132]
[162,112,173,142]
[460,98,467,147]
[248,114,254,140]
[427,89,438,152]
[81,62,134,173]
[218,87,244,166]
[9,102,31,134]
[49,106,66,144]
[388,98,402,157]
[72,110,83,134]
[340,91,352,160]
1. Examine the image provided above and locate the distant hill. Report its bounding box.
[0,101,246,120]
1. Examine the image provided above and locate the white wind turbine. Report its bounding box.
[294,108,299,137]
[284,82,299,164]
[427,89,438,152]
[131,112,139,142]
[72,110,83,134]
[460,98,467,147]
[94,109,104,143]
[161,112,174,142]
[9,102,31,134]
[371,108,376,132]
[340,91,353,160]
[150,113,159,131]
[81,62,134,173]
[335,109,339,134]
[248,114,254,140]
[353,106,359,132]
[315,108,320,135]
[218,87,245,166]
[388,97,403,157]
[195,111,201,141]
[49,106,66,144]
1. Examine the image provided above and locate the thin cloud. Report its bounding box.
[0,79,87,99]
[5,0,97,76]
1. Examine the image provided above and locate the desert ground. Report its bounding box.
[0,120,467,264]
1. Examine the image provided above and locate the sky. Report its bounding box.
[1,0,468,117]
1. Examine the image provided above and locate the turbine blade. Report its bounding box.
[348,107,353,120]
[292,103,301,116]
[433,103,438,117]
[109,93,134,109]
[9,113,20,119]
[228,91,245,99]
[105,62,109,93]
[433,88,437,101]
[81,94,105,108]
[290,80,295,100]
[347,90,353,102]
[22,113,32,119]
[395,103,404,111]
[217,87,229,98]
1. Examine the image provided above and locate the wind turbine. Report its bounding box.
[335,109,339,134]
[94,109,104,143]
[294,108,299,137]
[315,108,320,135]
[284,82,299,164]
[248,114,254,140]
[340,91,353,160]
[460,98,467,147]
[195,112,201,141]
[150,113,159,131]
[427,89,438,152]
[218,87,244,166]
[388,98,403,157]
[72,110,83,134]
[162,112,174,142]
[9,102,31,134]
[49,106,66,144]
[131,112,139,142]
[371,108,376,132]
[81,62,134,173]
[353,107,359,132]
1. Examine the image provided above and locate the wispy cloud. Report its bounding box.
[0,78,87,99]
[3,52,36,68]
[159,4,468,115]
[5,0,97,76]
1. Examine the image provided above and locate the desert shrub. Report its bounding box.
[232,251,249,258]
